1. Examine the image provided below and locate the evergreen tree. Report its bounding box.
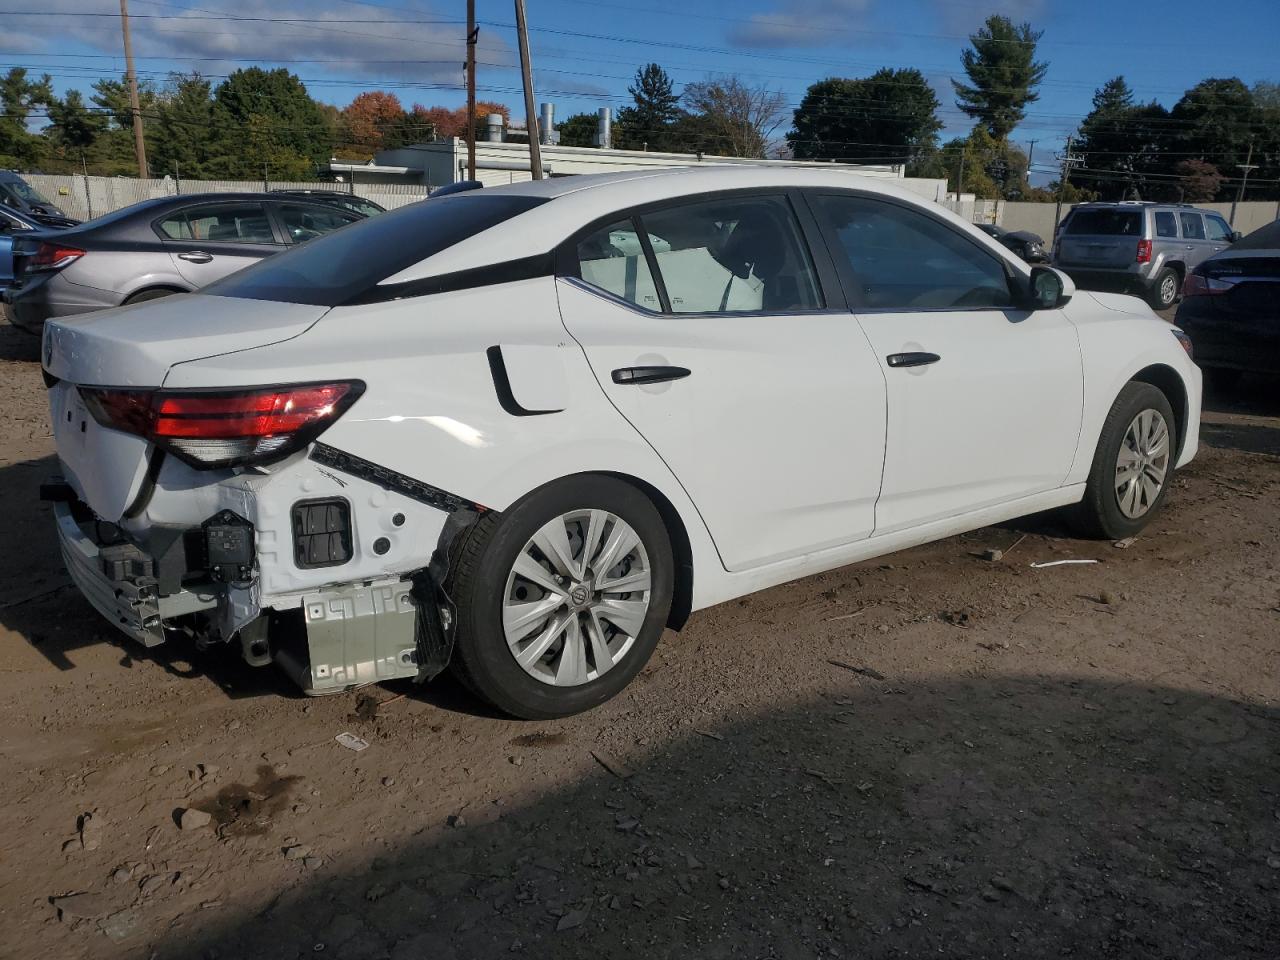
[615,63,682,150]
[952,15,1048,141]
[789,69,941,164]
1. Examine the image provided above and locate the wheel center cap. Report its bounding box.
[569,583,592,608]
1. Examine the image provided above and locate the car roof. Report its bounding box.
[382,165,1021,286]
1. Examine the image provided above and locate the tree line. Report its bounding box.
[1,13,1276,203]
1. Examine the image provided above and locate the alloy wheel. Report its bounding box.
[502,509,652,686]
[1159,273,1178,306]
[1114,408,1170,519]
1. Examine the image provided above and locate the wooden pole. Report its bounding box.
[466,0,477,180]
[514,0,543,180]
[119,0,148,178]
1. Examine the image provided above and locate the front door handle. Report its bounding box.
[886,352,941,369]
[611,366,691,385]
[178,251,213,264]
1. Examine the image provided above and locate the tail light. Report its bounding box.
[29,242,86,272]
[1135,239,1152,264]
[80,381,364,469]
[1182,272,1234,297]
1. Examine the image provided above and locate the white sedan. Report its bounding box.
[42,167,1200,719]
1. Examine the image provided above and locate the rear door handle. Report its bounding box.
[886,352,941,369]
[611,366,691,385]
[178,251,213,263]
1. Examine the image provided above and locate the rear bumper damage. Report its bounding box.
[49,443,476,695]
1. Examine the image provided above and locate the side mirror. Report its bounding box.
[1025,265,1074,310]
[1230,231,1242,243]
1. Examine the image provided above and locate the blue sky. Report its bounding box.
[5,0,1278,182]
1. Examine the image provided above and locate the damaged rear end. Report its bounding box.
[43,294,468,693]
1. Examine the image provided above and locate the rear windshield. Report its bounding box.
[205,193,547,306]
[1064,209,1142,236]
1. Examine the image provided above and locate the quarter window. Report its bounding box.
[1154,211,1178,238]
[575,219,663,311]
[813,194,1013,310]
[1204,215,1232,242]
[1179,212,1206,240]
[158,203,276,243]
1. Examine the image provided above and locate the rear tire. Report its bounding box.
[1147,268,1179,310]
[447,476,674,720]
[1070,382,1176,540]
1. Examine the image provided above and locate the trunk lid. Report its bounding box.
[1202,255,1280,327]
[43,293,328,387]
[44,294,329,521]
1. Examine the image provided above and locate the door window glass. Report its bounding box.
[1154,211,1178,238]
[277,204,359,244]
[1179,212,1206,240]
[158,204,276,243]
[1204,215,1232,242]
[575,219,663,311]
[637,195,821,313]
[813,194,1012,310]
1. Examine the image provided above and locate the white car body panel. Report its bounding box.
[557,278,888,572]
[40,166,1203,698]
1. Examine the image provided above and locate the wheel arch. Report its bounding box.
[601,471,694,631]
[1129,363,1189,460]
[123,283,188,304]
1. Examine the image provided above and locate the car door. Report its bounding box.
[556,191,887,573]
[806,191,1084,535]
[156,201,283,287]
[1177,211,1215,270]
[1202,213,1235,258]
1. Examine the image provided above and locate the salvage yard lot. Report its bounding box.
[0,318,1276,959]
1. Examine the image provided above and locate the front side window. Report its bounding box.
[813,194,1012,310]
[576,218,663,311]
[277,203,359,244]
[637,195,821,313]
[1155,211,1178,238]
[1204,215,1232,242]
[158,203,276,243]
[1179,212,1205,240]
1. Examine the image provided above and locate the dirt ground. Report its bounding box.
[0,315,1277,960]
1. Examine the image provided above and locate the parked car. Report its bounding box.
[1053,201,1239,310]
[0,170,70,218]
[270,189,385,218]
[1174,218,1280,384]
[974,222,1048,263]
[4,192,364,335]
[42,167,1201,719]
[1,206,78,303]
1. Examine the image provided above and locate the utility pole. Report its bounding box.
[119,0,148,178]
[465,0,477,180]
[1229,141,1257,227]
[1025,139,1038,175]
[514,0,543,180]
[1053,135,1082,245]
[956,145,965,199]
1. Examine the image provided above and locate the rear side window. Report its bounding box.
[1064,209,1142,236]
[813,194,1012,310]
[1154,211,1178,238]
[159,203,276,243]
[1204,215,1232,242]
[638,195,820,313]
[205,194,546,306]
[276,203,359,244]
[1179,212,1205,240]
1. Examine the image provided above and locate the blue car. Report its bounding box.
[0,206,79,303]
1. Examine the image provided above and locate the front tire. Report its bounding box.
[447,476,674,719]
[1071,382,1176,540]
[1147,268,1179,310]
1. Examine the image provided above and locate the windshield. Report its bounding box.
[1064,209,1142,236]
[206,192,547,306]
[4,179,54,206]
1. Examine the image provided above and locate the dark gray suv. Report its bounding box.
[1053,202,1239,310]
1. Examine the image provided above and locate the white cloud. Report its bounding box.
[728,0,875,49]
